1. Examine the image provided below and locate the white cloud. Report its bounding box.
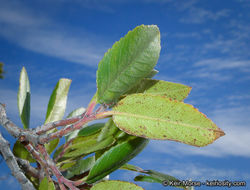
[0,0,108,67]
[194,58,250,72]
[175,0,230,24]
[173,32,201,39]
[182,58,250,81]
[149,105,250,158]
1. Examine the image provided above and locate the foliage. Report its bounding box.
[8,25,225,189]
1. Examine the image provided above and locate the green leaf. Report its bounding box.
[112,94,225,147]
[126,79,191,101]
[65,107,86,142]
[13,141,35,163]
[66,156,95,178]
[134,175,162,183]
[63,133,115,158]
[60,161,76,171]
[139,170,186,189]
[86,136,149,184]
[39,176,55,190]
[78,123,105,137]
[97,24,161,104]
[44,78,71,154]
[18,67,30,129]
[91,180,144,190]
[120,163,143,172]
[45,78,72,123]
[97,119,120,142]
[144,170,181,182]
[67,107,86,118]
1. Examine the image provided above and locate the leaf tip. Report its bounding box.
[214,128,225,140]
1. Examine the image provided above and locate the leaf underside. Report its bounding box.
[44,78,71,154]
[112,94,225,147]
[125,78,191,101]
[18,67,30,129]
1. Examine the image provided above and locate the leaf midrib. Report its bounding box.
[112,111,219,133]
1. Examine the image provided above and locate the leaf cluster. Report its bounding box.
[13,25,225,189]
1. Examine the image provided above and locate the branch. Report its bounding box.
[0,132,35,190]
[38,111,111,144]
[0,104,39,144]
[35,113,85,135]
[24,143,51,179]
[37,144,80,190]
[16,158,40,179]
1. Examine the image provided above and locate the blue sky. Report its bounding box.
[0,0,250,189]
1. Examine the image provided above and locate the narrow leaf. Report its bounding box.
[132,169,186,189]
[18,67,30,129]
[44,78,71,154]
[63,133,115,158]
[112,94,225,147]
[66,156,95,178]
[67,107,86,118]
[126,79,191,101]
[91,180,144,190]
[78,123,105,137]
[45,78,72,123]
[97,119,120,142]
[120,163,143,172]
[144,170,181,182]
[86,136,149,184]
[97,24,161,104]
[134,175,162,183]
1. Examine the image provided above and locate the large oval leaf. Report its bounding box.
[86,136,148,184]
[97,25,161,104]
[112,94,225,147]
[126,79,191,101]
[91,180,144,190]
[18,67,30,129]
[44,78,71,154]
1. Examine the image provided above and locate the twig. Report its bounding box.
[35,113,85,135]
[54,139,73,162]
[0,132,35,190]
[38,111,110,144]
[16,158,40,179]
[24,143,51,179]
[37,144,80,190]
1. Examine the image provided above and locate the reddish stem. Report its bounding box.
[24,143,50,178]
[39,111,111,144]
[36,114,85,135]
[37,144,80,190]
[54,139,73,162]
